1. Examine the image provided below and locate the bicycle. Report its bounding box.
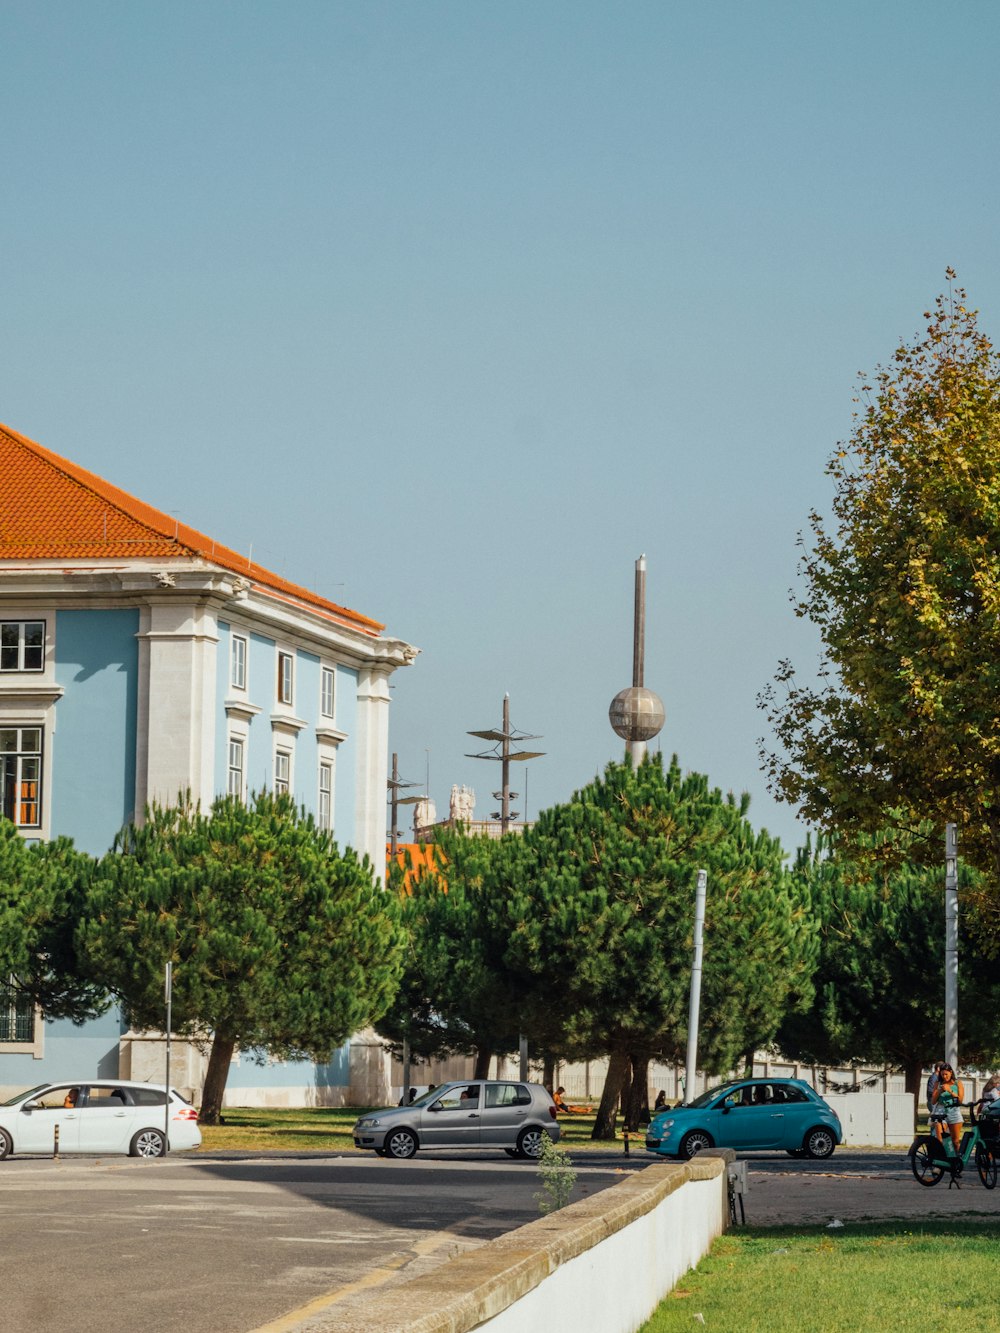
[909,1101,997,1189]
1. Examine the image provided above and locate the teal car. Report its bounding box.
[645,1077,842,1160]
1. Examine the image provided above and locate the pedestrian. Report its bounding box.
[932,1064,965,1151]
[926,1061,944,1119]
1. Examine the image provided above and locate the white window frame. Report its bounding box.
[277,651,294,706]
[227,736,246,800]
[0,726,43,828]
[318,760,333,831]
[231,634,248,691]
[274,748,291,795]
[0,620,45,673]
[0,976,43,1057]
[320,666,335,720]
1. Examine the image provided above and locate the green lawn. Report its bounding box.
[196,1105,622,1153]
[640,1222,1000,1332]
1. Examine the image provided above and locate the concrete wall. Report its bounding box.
[317,1154,731,1333]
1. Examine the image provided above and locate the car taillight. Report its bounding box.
[173,1107,199,1121]
[548,1105,557,1121]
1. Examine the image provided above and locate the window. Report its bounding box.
[320,667,335,718]
[318,762,332,830]
[277,652,294,705]
[274,749,290,795]
[0,978,34,1043]
[485,1083,532,1109]
[231,635,247,690]
[228,738,245,799]
[0,621,44,672]
[0,728,42,827]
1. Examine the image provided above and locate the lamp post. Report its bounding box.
[466,695,544,835]
[609,555,664,761]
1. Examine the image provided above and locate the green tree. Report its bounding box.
[377,830,522,1077]
[489,757,817,1138]
[761,275,1000,918]
[778,832,1000,1094]
[80,793,405,1123]
[0,819,106,1021]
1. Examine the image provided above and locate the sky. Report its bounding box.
[3,1,1000,855]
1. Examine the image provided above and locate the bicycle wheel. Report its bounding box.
[976,1143,997,1190]
[911,1138,945,1186]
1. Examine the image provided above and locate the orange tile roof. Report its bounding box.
[0,422,383,634]
[387,842,446,894]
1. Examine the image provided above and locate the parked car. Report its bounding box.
[353,1080,560,1160]
[0,1081,202,1159]
[645,1078,842,1160]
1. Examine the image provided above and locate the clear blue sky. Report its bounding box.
[4,2,999,854]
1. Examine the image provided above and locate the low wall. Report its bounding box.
[310,1153,731,1333]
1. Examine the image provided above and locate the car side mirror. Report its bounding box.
[22,1101,40,1111]
[426,1104,440,1113]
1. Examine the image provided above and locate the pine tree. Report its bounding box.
[80,793,406,1123]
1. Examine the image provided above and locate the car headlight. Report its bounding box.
[659,1119,675,1131]
[356,1117,381,1129]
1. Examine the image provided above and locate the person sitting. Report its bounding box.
[63,1088,79,1109]
[977,1074,1000,1112]
[653,1090,668,1111]
[553,1086,587,1115]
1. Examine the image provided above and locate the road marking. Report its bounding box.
[249,1215,480,1332]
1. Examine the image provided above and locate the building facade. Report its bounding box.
[0,422,416,1103]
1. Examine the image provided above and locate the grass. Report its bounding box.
[195,1106,625,1153]
[639,1222,1000,1332]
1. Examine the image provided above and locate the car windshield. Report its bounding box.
[686,1080,743,1110]
[0,1083,49,1107]
[407,1085,451,1107]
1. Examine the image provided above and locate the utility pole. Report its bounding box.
[466,695,544,835]
[945,823,958,1069]
[683,871,707,1104]
[386,753,424,1103]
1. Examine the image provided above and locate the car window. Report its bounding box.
[718,1086,755,1110]
[777,1085,809,1104]
[432,1085,480,1111]
[1,1084,48,1107]
[32,1087,80,1110]
[83,1087,131,1108]
[485,1083,531,1108]
[130,1088,168,1107]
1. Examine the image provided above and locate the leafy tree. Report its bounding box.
[0,819,106,1020]
[377,830,523,1078]
[80,793,405,1123]
[778,831,1000,1094]
[489,757,817,1137]
[761,275,1000,919]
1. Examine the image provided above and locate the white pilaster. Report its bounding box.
[354,666,391,883]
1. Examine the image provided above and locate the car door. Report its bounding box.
[418,1084,482,1148]
[16,1085,81,1153]
[716,1084,784,1149]
[480,1083,533,1146]
[76,1086,135,1154]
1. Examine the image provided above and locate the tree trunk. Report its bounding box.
[542,1053,556,1090]
[624,1052,651,1131]
[592,1047,630,1140]
[473,1045,493,1080]
[904,1058,926,1100]
[199,1032,237,1126]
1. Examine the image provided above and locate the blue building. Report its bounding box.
[0,422,417,1104]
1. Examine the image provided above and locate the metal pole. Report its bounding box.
[683,870,708,1104]
[519,1033,529,1082]
[164,961,172,1156]
[390,752,400,859]
[629,555,647,766]
[402,1035,411,1107]
[501,694,511,833]
[945,823,958,1069]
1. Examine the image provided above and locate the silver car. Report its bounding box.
[353,1080,560,1160]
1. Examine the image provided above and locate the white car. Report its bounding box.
[0,1081,202,1159]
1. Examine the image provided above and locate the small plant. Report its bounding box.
[535,1134,578,1214]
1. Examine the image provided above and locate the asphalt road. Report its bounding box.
[5,1146,995,1333]
[0,1152,627,1333]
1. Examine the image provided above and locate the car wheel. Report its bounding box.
[516,1127,545,1159]
[679,1129,714,1159]
[976,1144,997,1190]
[802,1127,836,1159]
[910,1138,945,1186]
[0,1129,11,1161]
[385,1128,418,1160]
[129,1128,166,1158]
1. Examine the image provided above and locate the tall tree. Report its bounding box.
[778,832,1000,1094]
[377,830,522,1077]
[489,757,817,1137]
[0,819,106,1021]
[761,275,1000,921]
[80,793,405,1123]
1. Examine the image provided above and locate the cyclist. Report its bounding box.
[933,1064,965,1151]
